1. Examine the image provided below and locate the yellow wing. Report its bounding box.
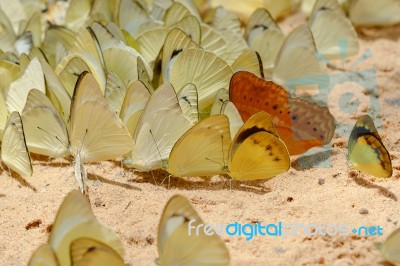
[309,0,359,60]
[69,72,133,163]
[168,48,233,112]
[126,82,192,171]
[5,57,45,113]
[167,115,231,177]
[1,111,32,178]
[70,238,126,266]
[49,190,125,266]
[348,115,392,178]
[157,195,230,265]
[228,112,290,181]
[22,89,69,158]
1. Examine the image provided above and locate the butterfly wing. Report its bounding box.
[348,115,392,177]
[119,80,151,137]
[231,50,264,78]
[70,238,126,266]
[229,71,335,155]
[127,83,192,171]
[168,48,233,112]
[177,83,199,124]
[49,191,124,266]
[5,57,46,113]
[28,244,58,266]
[22,89,69,158]
[245,8,280,46]
[349,0,400,26]
[168,114,231,177]
[220,101,244,139]
[272,25,328,92]
[310,8,359,60]
[69,72,133,163]
[229,131,290,181]
[378,227,400,265]
[158,195,230,265]
[1,111,32,178]
[227,111,289,180]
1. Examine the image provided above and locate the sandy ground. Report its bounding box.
[1,12,400,266]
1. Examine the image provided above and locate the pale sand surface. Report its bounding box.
[1,13,400,266]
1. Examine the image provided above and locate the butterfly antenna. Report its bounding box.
[78,129,88,155]
[37,126,68,149]
[150,169,158,185]
[58,165,71,179]
[205,157,224,167]
[221,135,226,168]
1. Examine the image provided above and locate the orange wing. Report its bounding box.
[229,71,335,155]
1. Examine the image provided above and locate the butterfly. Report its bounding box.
[5,57,46,114]
[229,71,336,155]
[375,227,400,265]
[244,8,285,72]
[123,82,193,171]
[167,47,233,113]
[28,190,126,266]
[168,111,290,181]
[156,194,230,265]
[347,115,392,178]
[21,72,133,193]
[309,0,359,60]
[270,24,329,92]
[348,0,400,26]
[1,111,32,178]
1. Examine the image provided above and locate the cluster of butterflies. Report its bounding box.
[0,0,395,265]
[28,190,400,265]
[0,0,395,194]
[214,0,400,26]
[28,191,230,266]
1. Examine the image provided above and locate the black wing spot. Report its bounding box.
[171,49,183,60]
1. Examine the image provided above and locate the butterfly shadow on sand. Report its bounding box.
[124,167,272,195]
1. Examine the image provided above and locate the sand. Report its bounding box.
[1,12,400,266]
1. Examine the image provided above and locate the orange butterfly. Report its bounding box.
[229,71,335,155]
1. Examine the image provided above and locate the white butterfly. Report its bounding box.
[124,82,192,171]
[22,72,133,193]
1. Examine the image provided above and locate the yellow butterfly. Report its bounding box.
[28,190,126,266]
[168,111,290,180]
[157,194,230,265]
[228,111,290,180]
[376,227,400,265]
[348,115,392,178]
